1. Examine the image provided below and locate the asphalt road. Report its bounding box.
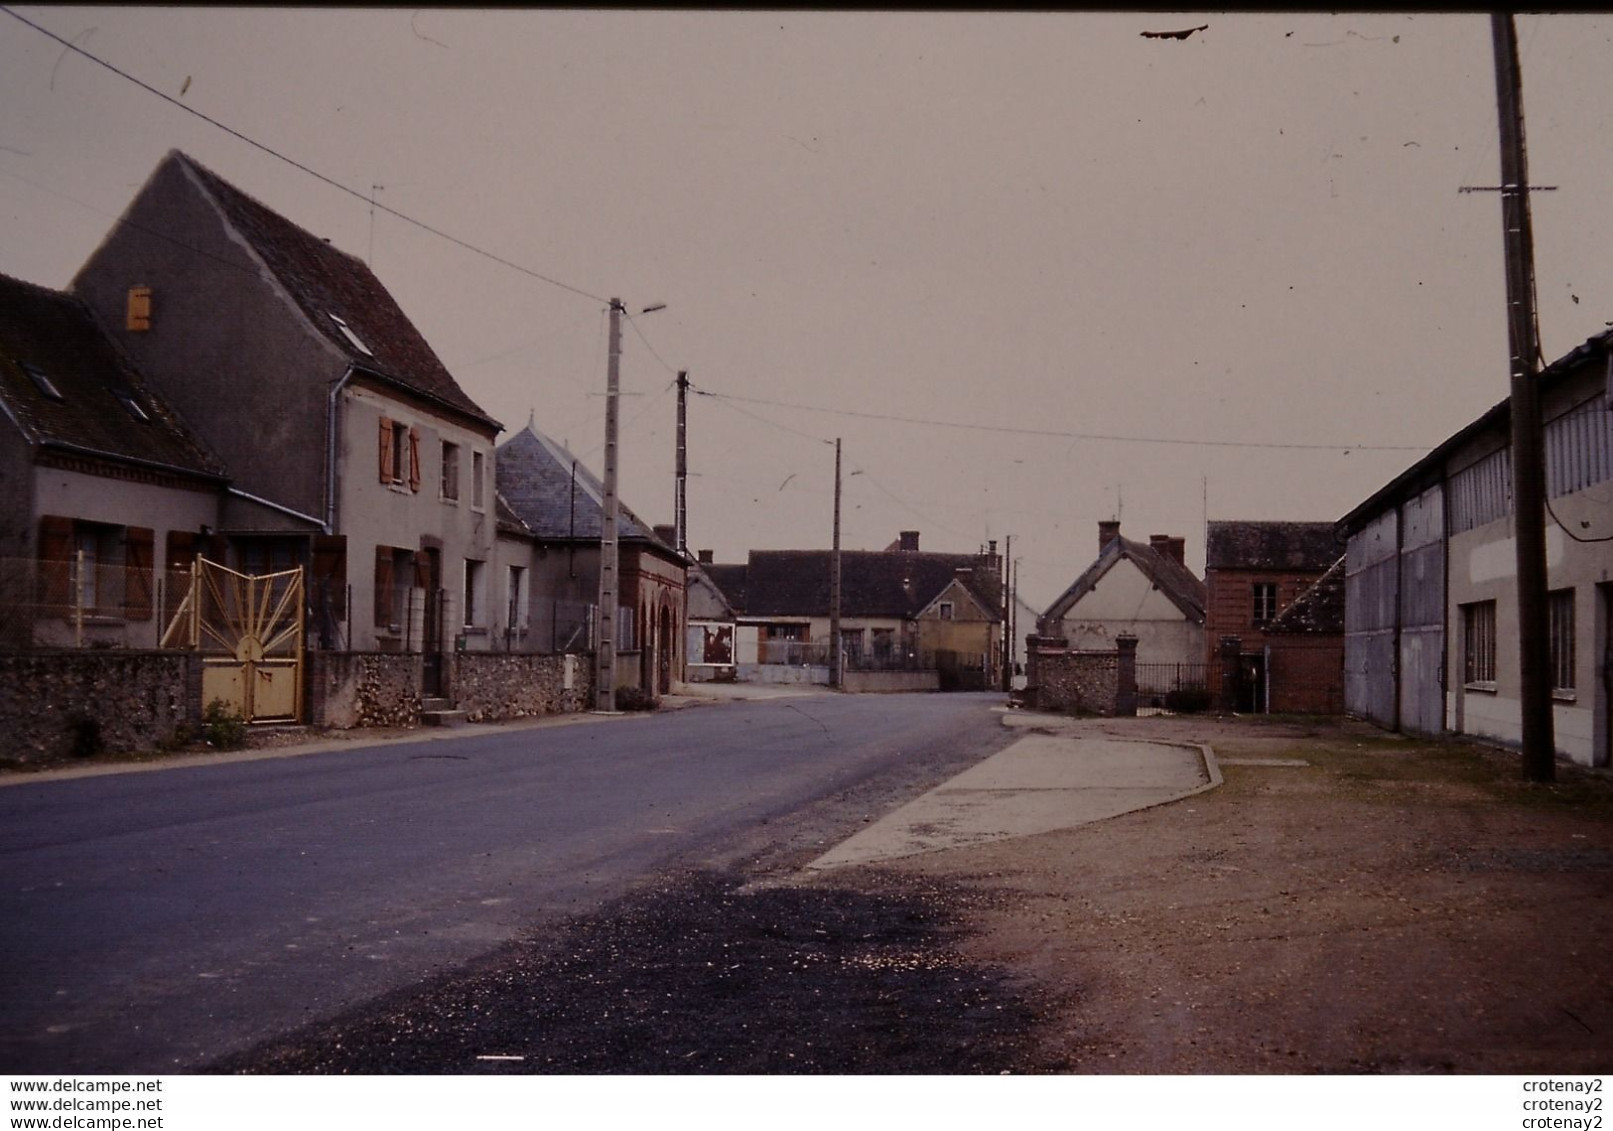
[0,691,1012,1073]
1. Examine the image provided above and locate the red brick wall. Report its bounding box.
[1265,635,1345,714]
[1204,567,1333,701]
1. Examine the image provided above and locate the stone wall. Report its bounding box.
[0,650,197,764]
[1025,635,1136,717]
[307,652,422,729]
[451,652,593,721]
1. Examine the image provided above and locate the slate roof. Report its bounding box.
[173,152,500,432]
[495,424,664,545]
[1040,533,1207,628]
[1206,521,1343,572]
[1265,556,1346,635]
[715,549,1002,621]
[0,272,226,481]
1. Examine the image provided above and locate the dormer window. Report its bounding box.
[328,313,372,356]
[21,362,62,401]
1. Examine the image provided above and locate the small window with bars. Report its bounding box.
[1463,600,1497,686]
[1549,589,1575,694]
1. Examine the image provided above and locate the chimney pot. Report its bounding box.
[698,549,714,565]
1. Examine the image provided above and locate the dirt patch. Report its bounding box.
[884,714,1613,1073]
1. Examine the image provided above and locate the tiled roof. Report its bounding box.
[0,272,226,480]
[1040,533,1207,627]
[730,549,1002,620]
[1206,520,1342,572]
[495,424,661,544]
[703,564,749,611]
[174,152,500,432]
[1265,555,1346,635]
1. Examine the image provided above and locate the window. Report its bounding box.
[378,418,420,491]
[463,559,485,628]
[938,601,955,621]
[374,546,413,629]
[114,389,150,422]
[1549,589,1576,693]
[21,361,62,401]
[1252,582,1279,625]
[472,450,486,510]
[328,312,373,356]
[440,441,460,501]
[1463,601,1497,686]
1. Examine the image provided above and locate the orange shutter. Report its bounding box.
[374,546,394,627]
[407,426,422,493]
[378,417,395,483]
[123,527,155,620]
[37,515,74,614]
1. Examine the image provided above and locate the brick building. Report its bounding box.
[1204,520,1344,711]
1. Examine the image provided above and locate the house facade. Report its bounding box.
[1204,520,1344,712]
[1038,521,1206,667]
[706,531,1004,689]
[69,151,502,694]
[1338,328,1613,767]
[0,273,229,651]
[495,424,686,697]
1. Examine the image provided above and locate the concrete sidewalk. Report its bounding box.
[806,711,1221,870]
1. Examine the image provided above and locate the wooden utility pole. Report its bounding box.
[674,369,689,559]
[1001,534,1012,691]
[1491,13,1555,781]
[830,438,843,689]
[595,298,624,713]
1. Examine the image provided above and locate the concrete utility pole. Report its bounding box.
[595,298,624,713]
[1491,12,1555,782]
[830,438,843,690]
[674,370,690,559]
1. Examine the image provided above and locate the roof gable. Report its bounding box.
[916,577,993,621]
[0,272,225,480]
[172,152,499,432]
[1206,521,1342,572]
[1041,535,1206,626]
[495,424,661,544]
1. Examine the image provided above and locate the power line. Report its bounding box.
[690,386,1431,453]
[2,5,608,305]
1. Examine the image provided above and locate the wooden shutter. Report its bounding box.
[407,426,422,493]
[374,545,395,627]
[123,527,155,620]
[378,416,395,484]
[312,534,348,619]
[37,515,74,614]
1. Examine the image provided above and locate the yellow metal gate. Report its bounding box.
[163,558,304,723]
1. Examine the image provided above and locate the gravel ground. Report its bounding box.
[211,713,1613,1075]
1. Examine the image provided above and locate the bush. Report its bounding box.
[203,699,248,750]
[614,687,658,712]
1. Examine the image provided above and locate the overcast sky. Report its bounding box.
[5,8,1613,611]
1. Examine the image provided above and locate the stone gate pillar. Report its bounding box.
[1115,634,1138,717]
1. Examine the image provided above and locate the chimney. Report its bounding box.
[698,549,714,565]
[899,530,920,553]
[1099,520,1121,553]
[1166,537,1186,565]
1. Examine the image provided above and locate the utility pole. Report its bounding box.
[1491,12,1555,782]
[830,438,843,690]
[674,370,690,559]
[595,298,624,713]
[1001,534,1012,691]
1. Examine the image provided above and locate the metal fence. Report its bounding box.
[0,555,203,652]
[1135,661,1211,713]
